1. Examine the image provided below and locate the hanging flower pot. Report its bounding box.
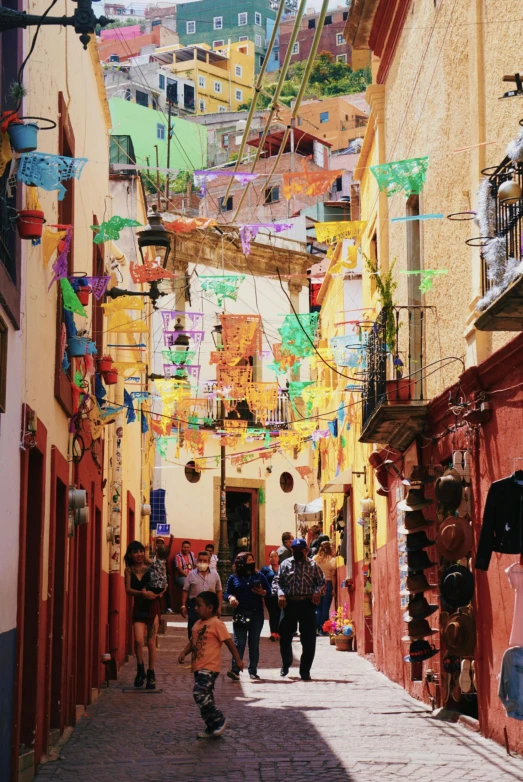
[386,378,416,403]
[86,340,97,355]
[98,355,113,373]
[102,370,118,385]
[16,209,45,240]
[76,286,91,306]
[335,635,353,652]
[4,115,56,153]
[67,336,89,358]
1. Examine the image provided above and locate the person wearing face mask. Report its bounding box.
[272,538,325,681]
[181,551,223,638]
[224,552,270,681]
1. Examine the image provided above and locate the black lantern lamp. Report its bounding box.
[137,205,171,269]
[0,0,109,49]
[211,318,223,350]
[171,317,190,379]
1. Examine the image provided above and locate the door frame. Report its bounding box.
[213,477,265,567]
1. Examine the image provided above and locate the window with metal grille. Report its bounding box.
[238,12,247,25]
[255,11,262,25]
[219,196,233,212]
[157,124,166,140]
[186,20,195,33]
[135,90,148,107]
[214,16,222,29]
[159,73,165,89]
[264,186,279,204]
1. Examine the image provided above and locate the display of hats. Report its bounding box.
[440,564,475,608]
[442,611,476,657]
[402,594,438,622]
[400,530,436,553]
[399,510,433,535]
[402,465,435,486]
[435,468,463,510]
[400,549,437,573]
[401,618,439,641]
[400,573,437,595]
[403,639,439,663]
[398,487,433,512]
[436,515,473,561]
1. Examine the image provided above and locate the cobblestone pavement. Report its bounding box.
[37,619,523,782]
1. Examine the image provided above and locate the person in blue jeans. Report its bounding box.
[224,552,270,681]
[312,541,336,634]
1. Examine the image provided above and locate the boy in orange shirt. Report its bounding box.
[178,590,243,738]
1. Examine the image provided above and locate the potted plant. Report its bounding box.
[7,120,39,153]
[67,335,90,358]
[15,208,45,240]
[102,369,118,385]
[324,605,356,651]
[98,355,114,373]
[76,286,91,307]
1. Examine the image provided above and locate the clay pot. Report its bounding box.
[16,209,45,240]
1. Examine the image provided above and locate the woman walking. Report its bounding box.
[225,552,270,680]
[124,540,164,689]
[260,550,281,641]
[313,541,336,635]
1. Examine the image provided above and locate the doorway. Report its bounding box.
[213,478,266,569]
[50,477,68,731]
[126,494,136,658]
[226,490,254,562]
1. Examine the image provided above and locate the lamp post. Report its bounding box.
[212,320,230,591]
[137,205,171,269]
[0,0,110,48]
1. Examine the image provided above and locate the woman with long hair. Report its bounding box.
[124,540,165,689]
[313,540,336,635]
[224,552,270,680]
[260,550,281,641]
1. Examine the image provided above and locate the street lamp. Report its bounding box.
[137,205,171,269]
[105,280,167,310]
[0,0,109,49]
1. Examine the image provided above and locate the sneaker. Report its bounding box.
[197,728,216,739]
[249,673,261,680]
[146,669,156,690]
[166,608,174,614]
[227,670,240,681]
[280,667,289,677]
[300,673,312,681]
[459,659,472,694]
[212,718,228,736]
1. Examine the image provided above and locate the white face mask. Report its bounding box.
[197,562,209,572]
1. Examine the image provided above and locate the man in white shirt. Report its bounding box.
[181,550,223,636]
[205,543,219,571]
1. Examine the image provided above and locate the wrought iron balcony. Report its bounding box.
[202,383,291,429]
[475,157,523,331]
[359,306,430,451]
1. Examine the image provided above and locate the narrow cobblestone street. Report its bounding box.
[36,620,523,782]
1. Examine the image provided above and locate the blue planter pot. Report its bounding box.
[67,336,89,358]
[7,122,39,153]
[86,341,98,355]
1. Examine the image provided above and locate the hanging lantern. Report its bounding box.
[497,176,522,205]
[137,205,171,268]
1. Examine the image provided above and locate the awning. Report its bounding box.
[294,497,323,521]
[320,468,353,493]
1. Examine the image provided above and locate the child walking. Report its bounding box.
[178,591,243,739]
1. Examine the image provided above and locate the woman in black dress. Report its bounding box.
[124,540,164,689]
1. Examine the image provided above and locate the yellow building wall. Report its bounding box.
[280,96,368,151]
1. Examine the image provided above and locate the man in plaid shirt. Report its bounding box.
[272,538,325,681]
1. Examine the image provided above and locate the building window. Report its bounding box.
[213,40,224,47]
[186,20,195,34]
[219,195,233,212]
[152,97,158,110]
[255,11,262,25]
[308,18,316,29]
[292,42,299,55]
[239,36,248,41]
[235,64,242,77]
[135,90,148,107]
[198,75,206,87]
[255,33,262,47]
[222,134,229,148]
[238,12,247,25]
[264,186,279,204]
[213,16,222,29]
[238,45,248,54]
[336,33,344,45]
[124,88,131,101]
[218,106,227,112]
[320,111,329,123]
[0,314,7,413]
[198,98,205,111]
[343,11,348,20]
[235,88,243,101]
[157,123,166,140]
[280,472,294,493]
[159,73,165,89]
[336,54,347,63]
[273,47,279,61]
[335,176,343,192]
[214,80,222,93]
[259,54,265,67]
[184,460,201,483]
[325,15,332,24]
[297,116,303,126]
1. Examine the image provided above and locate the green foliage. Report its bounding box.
[97,18,144,33]
[172,170,193,193]
[364,255,398,352]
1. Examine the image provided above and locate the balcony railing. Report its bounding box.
[203,382,291,428]
[476,157,523,330]
[360,306,430,450]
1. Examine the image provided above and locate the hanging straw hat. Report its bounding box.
[436,516,473,561]
[398,487,433,512]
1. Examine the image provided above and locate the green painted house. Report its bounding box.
[109,97,207,172]
[176,0,278,73]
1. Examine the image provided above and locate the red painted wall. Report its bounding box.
[279,10,352,67]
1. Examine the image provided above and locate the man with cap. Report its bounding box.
[272,538,326,681]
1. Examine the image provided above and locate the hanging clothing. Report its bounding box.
[499,646,523,720]
[507,562,523,647]
[475,475,523,570]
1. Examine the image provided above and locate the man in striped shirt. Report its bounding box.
[272,538,325,681]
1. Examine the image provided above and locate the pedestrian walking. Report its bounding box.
[224,552,270,681]
[313,541,336,634]
[151,535,174,613]
[260,550,281,641]
[309,534,329,558]
[272,537,325,681]
[181,550,223,638]
[277,531,293,564]
[173,540,196,588]
[178,591,243,739]
[124,540,164,690]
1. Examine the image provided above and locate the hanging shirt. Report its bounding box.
[499,646,523,721]
[475,474,523,570]
[506,562,523,646]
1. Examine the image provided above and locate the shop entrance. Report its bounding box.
[226,489,256,562]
